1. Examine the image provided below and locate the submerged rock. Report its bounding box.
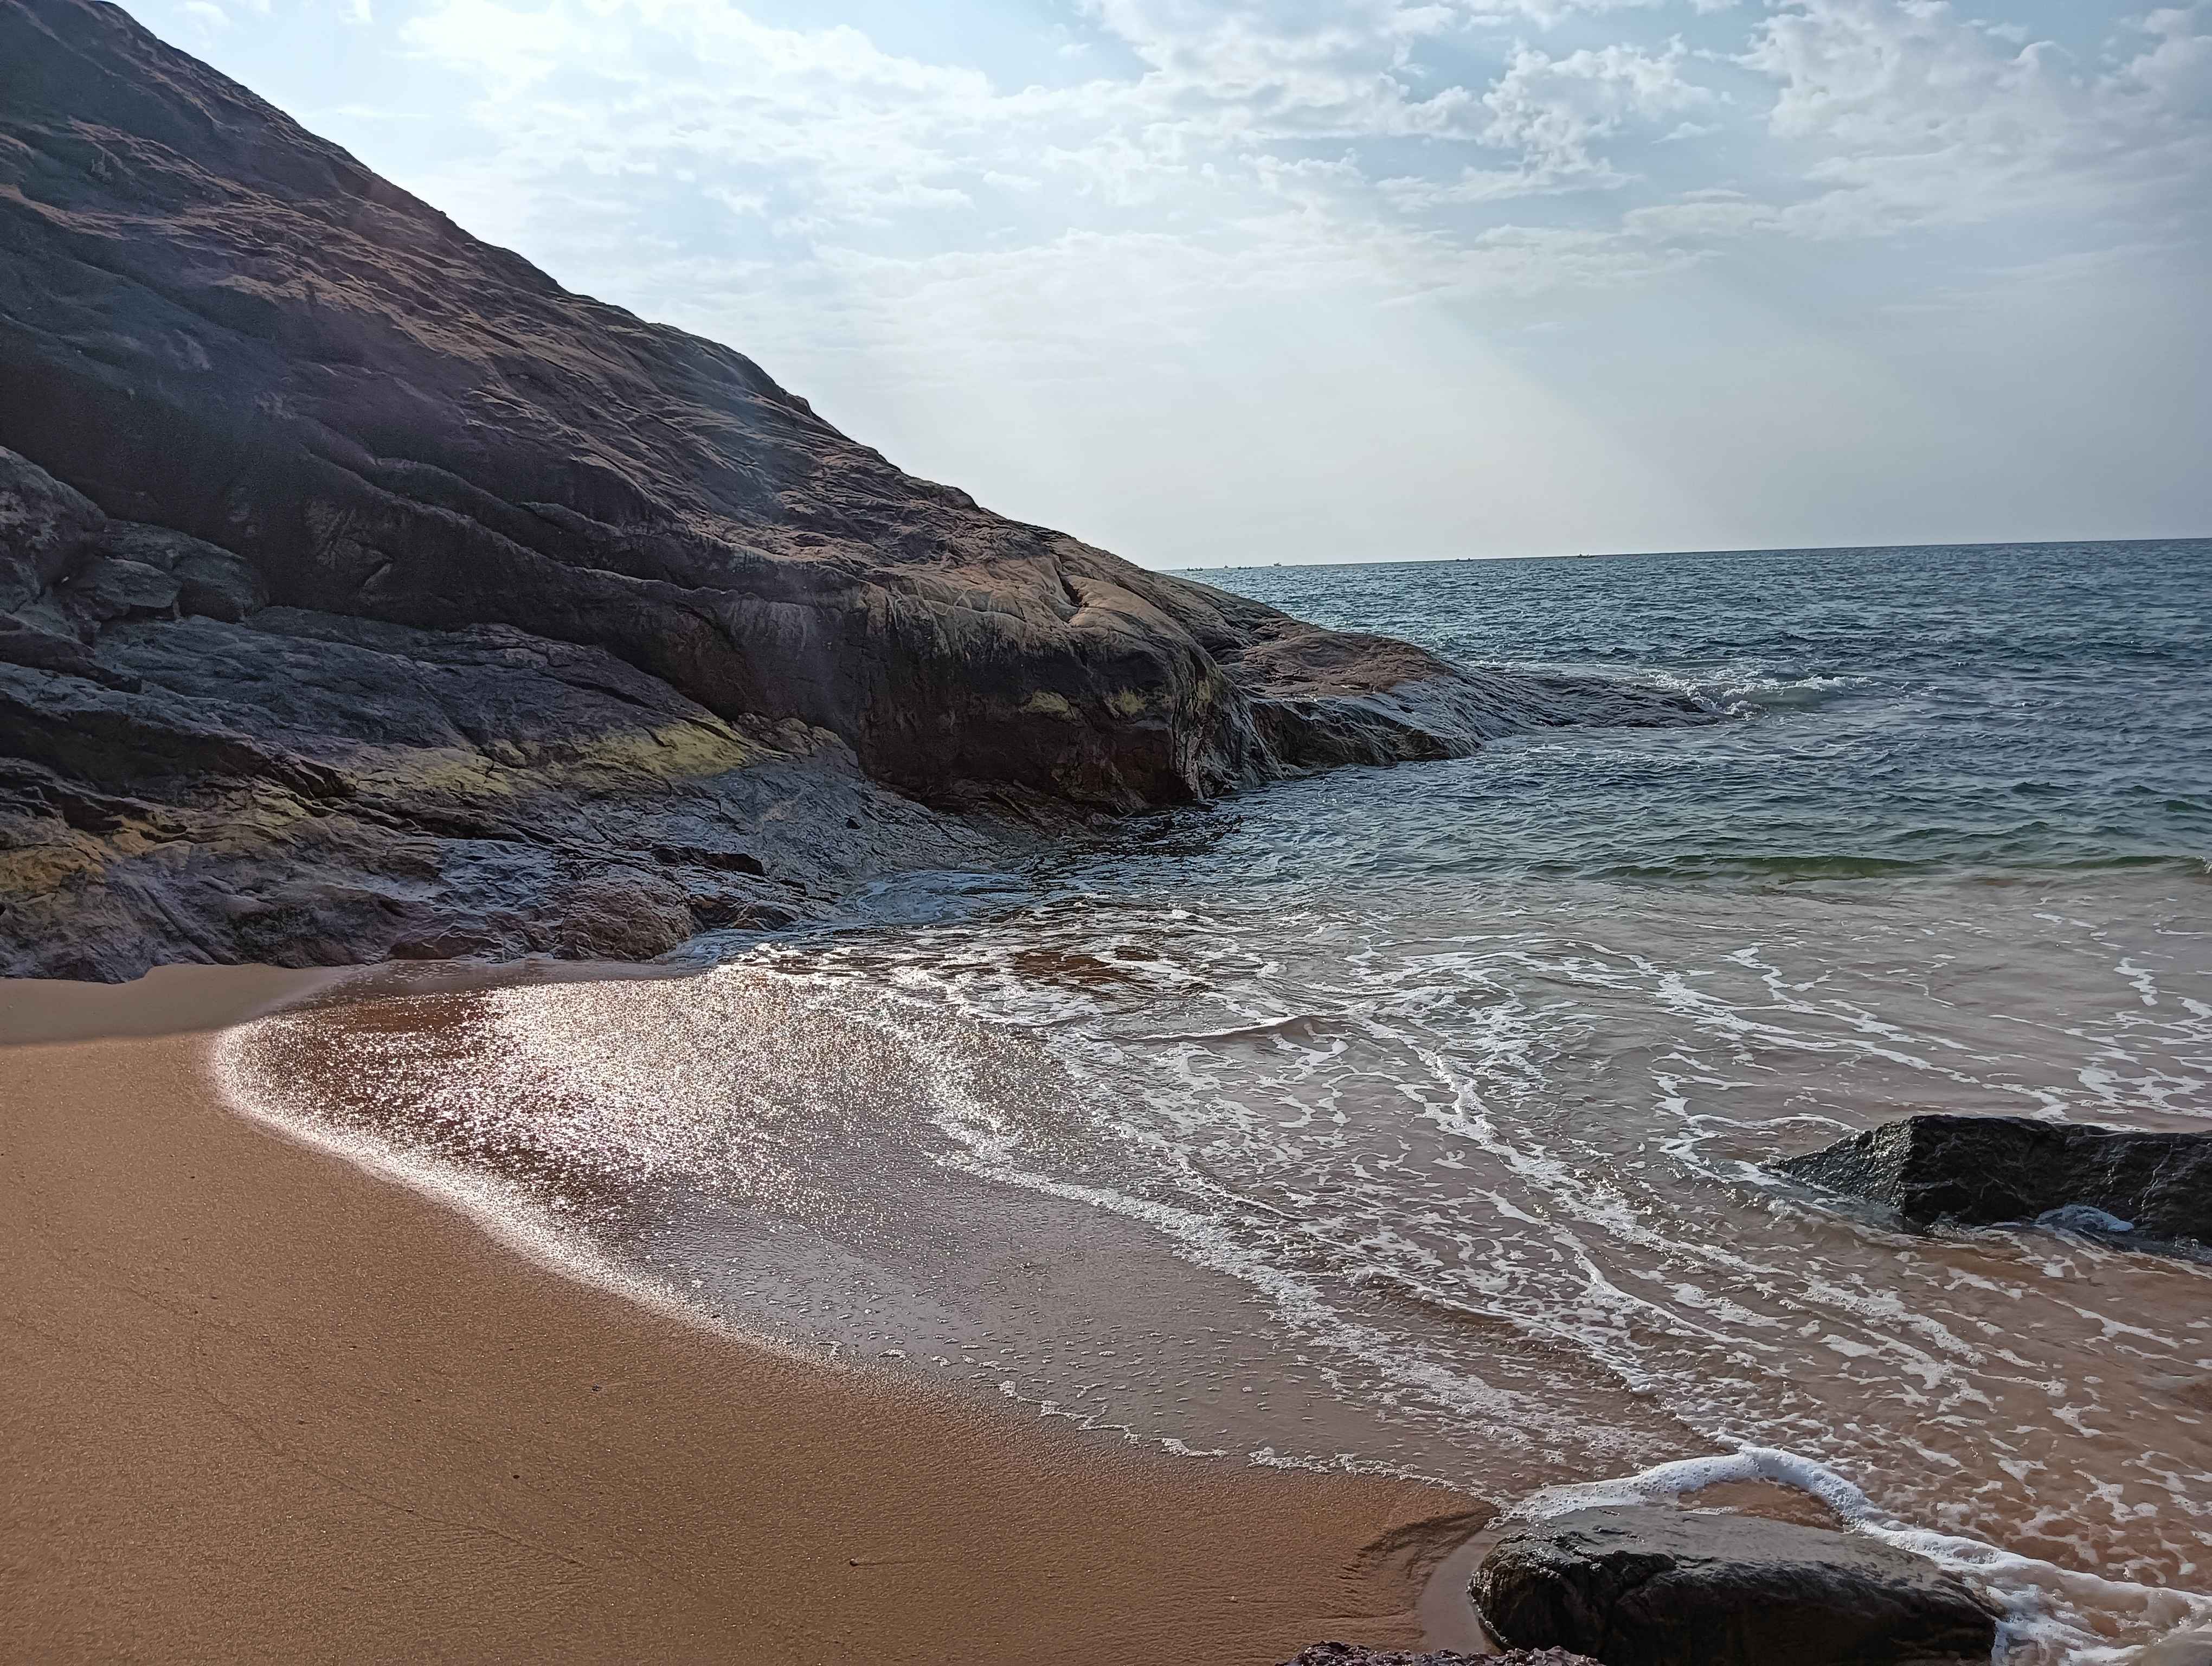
[1471,1506,2001,1666]
[0,0,1713,980]
[1779,1113,2212,1253]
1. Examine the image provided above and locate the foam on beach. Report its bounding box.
[204,850,2212,1666]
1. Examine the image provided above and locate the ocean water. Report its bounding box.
[223,539,2212,1662]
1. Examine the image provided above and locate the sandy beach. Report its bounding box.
[3,3,2207,1662]
[1,973,1474,1664]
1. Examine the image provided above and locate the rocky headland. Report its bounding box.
[0,0,1707,982]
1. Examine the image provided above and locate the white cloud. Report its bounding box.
[376,0,2212,440]
[387,0,2212,334]
[2128,7,2212,110]
[1449,0,1725,24]
[1376,37,1717,205]
[1734,0,2212,238]
[271,0,2209,560]
[1481,37,1715,169]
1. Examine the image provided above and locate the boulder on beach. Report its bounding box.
[1779,1113,2212,1253]
[1470,1505,2002,1666]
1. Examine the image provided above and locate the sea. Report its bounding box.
[221,538,2212,1663]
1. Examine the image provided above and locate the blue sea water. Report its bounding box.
[227,539,2212,1662]
[1182,538,2210,883]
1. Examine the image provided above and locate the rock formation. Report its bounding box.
[2,443,1015,979]
[1471,1505,2001,1666]
[1780,1113,2212,1254]
[0,0,1707,981]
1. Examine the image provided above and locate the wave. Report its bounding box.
[1404,664,1731,741]
[1583,851,2212,884]
[1632,665,1881,717]
[1720,673,1876,715]
[205,857,2212,1658]
[1410,659,1882,749]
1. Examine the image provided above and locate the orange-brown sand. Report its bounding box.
[2,977,1480,1664]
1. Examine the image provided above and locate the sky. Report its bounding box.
[118,0,2212,567]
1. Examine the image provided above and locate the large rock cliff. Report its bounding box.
[0,0,1703,980]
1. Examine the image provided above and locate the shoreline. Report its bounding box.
[2,973,1475,1663]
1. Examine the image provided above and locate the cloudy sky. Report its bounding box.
[124,0,2211,566]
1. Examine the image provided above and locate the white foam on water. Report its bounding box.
[210,1018,692,1330]
[1643,664,1879,717]
[786,870,2212,1636]
[206,861,2212,1658]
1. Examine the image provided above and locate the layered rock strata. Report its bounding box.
[2,445,1016,979]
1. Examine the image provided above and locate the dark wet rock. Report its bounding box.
[1471,1506,2001,1666]
[1284,1648,1598,1666]
[1229,629,1708,773]
[0,437,102,613]
[0,438,1032,979]
[1780,1113,2212,1253]
[0,569,1012,979]
[94,523,270,621]
[0,0,1714,980]
[64,552,180,619]
[0,613,140,691]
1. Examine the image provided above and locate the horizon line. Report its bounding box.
[1161,531,2212,573]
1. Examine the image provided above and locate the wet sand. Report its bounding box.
[1,983,1473,1664]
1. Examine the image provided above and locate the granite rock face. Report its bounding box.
[1,450,1006,979]
[1471,1506,2001,1666]
[0,0,1711,980]
[1780,1113,2212,1254]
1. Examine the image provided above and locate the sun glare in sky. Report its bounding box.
[132,0,2212,565]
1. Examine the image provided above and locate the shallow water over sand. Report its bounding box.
[223,862,2212,1659]
[224,542,2211,1661]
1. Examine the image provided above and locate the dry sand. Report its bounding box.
[1,976,1478,1664]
